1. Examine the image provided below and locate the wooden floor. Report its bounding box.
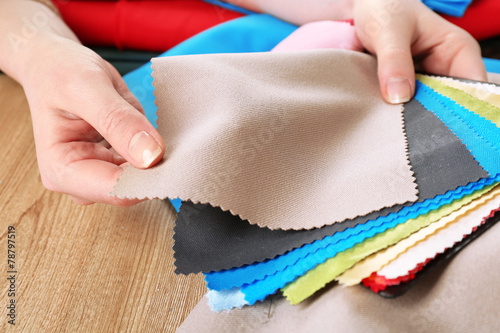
[0,74,205,332]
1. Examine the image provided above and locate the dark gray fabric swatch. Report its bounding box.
[173,99,489,274]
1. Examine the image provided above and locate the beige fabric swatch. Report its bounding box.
[177,220,500,332]
[112,49,418,230]
[378,191,500,279]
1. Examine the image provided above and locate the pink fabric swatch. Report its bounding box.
[272,21,363,53]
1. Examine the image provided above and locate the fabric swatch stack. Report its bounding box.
[115,15,500,313]
[170,71,500,310]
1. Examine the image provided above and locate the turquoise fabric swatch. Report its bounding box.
[484,58,500,74]
[204,175,498,292]
[415,81,500,175]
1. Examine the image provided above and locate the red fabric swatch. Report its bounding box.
[361,258,433,293]
[442,0,500,41]
[53,0,244,51]
[362,206,500,293]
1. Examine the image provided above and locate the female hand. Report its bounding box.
[23,35,165,205]
[353,0,487,103]
[229,0,487,103]
[0,0,164,206]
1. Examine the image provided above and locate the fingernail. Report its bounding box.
[386,76,411,104]
[128,131,163,168]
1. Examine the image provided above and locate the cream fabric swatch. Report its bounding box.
[377,192,500,280]
[435,76,500,109]
[336,185,500,285]
[112,49,418,230]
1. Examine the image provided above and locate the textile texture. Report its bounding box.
[113,49,418,230]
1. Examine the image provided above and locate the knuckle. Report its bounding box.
[442,30,482,59]
[55,143,89,167]
[444,26,479,49]
[380,45,412,60]
[58,67,104,98]
[38,150,79,195]
[99,105,132,138]
[454,31,472,43]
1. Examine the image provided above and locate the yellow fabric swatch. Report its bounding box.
[434,76,500,111]
[336,184,500,286]
[282,183,496,304]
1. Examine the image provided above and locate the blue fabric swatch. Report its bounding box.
[422,0,472,17]
[207,287,248,312]
[484,58,500,74]
[205,178,500,310]
[204,175,498,292]
[415,81,500,175]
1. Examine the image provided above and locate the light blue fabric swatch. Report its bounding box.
[207,287,249,312]
[415,81,500,175]
[204,174,499,292]
[484,58,500,74]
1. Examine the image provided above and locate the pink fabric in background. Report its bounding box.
[272,21,363,53]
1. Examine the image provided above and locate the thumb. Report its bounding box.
[75,77,165,169]
[377,48,415,104]
[355,2,416,104]
[374,30,415,104]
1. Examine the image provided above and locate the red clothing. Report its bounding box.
[53,0,243,52]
